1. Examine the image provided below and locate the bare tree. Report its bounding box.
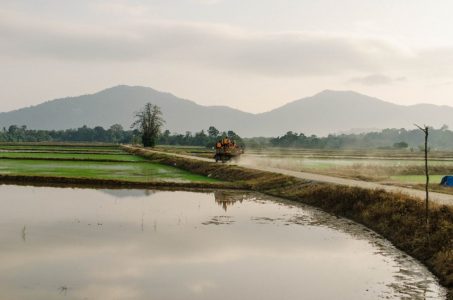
[131,103,165,147]
[415,124,429,228]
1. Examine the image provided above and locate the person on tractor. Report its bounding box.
[215,140,222,154]
[222,136,230,151]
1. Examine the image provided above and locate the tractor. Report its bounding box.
[214,142,243,163]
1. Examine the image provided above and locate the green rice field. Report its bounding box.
[0,144,218,183]
[389,175,444,184]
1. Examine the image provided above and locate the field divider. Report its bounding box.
[0,174,244,190]
[0,150,124,155]
[0,157,144,163]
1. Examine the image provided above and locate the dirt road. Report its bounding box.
[151,150,453,206]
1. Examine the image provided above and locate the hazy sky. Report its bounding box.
[1,0,453,113]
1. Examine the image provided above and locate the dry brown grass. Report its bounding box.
[323,164,453,177]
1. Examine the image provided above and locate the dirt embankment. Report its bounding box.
[0,174,238,190]
[122,145,453,299]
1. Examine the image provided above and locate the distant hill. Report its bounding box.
[1,85,452,137]
[0,85,254,135]
[254,90,453,136]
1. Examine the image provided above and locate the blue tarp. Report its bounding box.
[440,176,453,186]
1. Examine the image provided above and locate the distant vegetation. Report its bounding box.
[0,124,136,144]
[246,126,453,150]
[0,124,244,148]
[2,124,453,150]
[159,127,244,148]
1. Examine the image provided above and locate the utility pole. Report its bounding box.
[415,124,429,229]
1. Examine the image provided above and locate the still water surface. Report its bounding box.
[0,185,446,299]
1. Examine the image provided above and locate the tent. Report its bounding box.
[440,176,453,186]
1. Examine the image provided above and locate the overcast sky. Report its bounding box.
[1,0,453,113]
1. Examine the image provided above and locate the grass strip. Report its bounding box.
[0,148,123,154]
[123,145,453,299]
[0,157,144,163]
[0,142,117,148]
[0,152,145,161]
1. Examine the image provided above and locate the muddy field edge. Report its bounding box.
[0,174,242,190]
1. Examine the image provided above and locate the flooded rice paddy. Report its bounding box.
[0,185,446,299]
[0,160,217,183]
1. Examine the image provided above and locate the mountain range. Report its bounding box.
[1,85,452,137]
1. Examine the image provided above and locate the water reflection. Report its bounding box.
[214,190,250,211]
[21,225,26,242]
[244,198,445,299]
[100,189,155,198]
[0,185,446,300]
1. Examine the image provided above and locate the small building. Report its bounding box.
[440,176,453,187]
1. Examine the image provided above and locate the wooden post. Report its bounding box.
[415,124,429,228]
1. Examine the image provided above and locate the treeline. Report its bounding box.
[0,125,243,147]
[3,124,453,150]
[0,125,136,144]
[245,126,453,150]
[159,127,244,147]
